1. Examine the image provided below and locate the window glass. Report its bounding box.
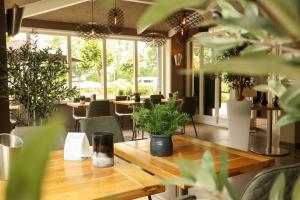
[31,34,67,54]
[106,39,134,99]
[138,42,159,97]
[71,37,104,99]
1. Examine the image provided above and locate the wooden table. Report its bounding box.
[66,102,90,109]
[9,105,20,112]
[115,135,275,191]
[113,99,183,106]
[0,151,164,200]
[250,105,288,156]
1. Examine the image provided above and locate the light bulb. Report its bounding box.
[114,16,117,25]
[181,28,184,36]
[91,28,96,35]
[182,17,186,25]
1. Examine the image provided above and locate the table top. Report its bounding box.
[66,102,90,108]
[114,135,275,188]
[251,105,282,111]
[113,99,183,106]
[0,151,164,200]
[9,105,20,111]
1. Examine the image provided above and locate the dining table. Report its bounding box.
[0,150,165,200]
[114,135,275,195]
[250,105,289,156]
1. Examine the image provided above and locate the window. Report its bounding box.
[32,34,67,54]
[106,39,134,99]
[71,37,104,99]
[138,42,159,97]
[16,31,166,100]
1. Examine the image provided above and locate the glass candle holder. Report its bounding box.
[92,132,114,168]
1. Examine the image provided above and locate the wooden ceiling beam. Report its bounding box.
[23,0,89,18]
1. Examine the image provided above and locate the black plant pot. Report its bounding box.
[150,135,173,157]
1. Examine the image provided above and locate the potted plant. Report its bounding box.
[133,98,189,157]
[216,47,255,150]
[7,35,78,126]
[223,73,254,150]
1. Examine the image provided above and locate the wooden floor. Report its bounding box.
[120,119,300,200]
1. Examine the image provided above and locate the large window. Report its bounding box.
[13,31,164,99]
[71,37,104,99]
[138,42,159,97]
[106,39,134,99]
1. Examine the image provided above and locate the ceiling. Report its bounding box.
[4,0,223,34]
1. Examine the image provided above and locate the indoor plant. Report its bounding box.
[133,98,189,157]
[7,35,78,126]
[219,48,255,150]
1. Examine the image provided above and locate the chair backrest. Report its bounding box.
[73,97,91,117]
[87,100,110,118]
[181,96,197,116]
[115,96,132,114]
[241,163,300,200]
[150,95,164,105]
[11,126,66,150]
[79,116,124,145]
[143,98,153,109]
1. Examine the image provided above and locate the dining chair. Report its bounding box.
[150,94,164,105]
[87,100,110,118]
[115,96,133,127]
[11,126,66,150]
[180,96,198,137]
[79,116,124,145]
[241,163,300,200]
[73,97,91,131]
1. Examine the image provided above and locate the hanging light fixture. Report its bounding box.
[174,53,183,66]
[166,10,203,36]
[77,0,109,40]
[141,32,167,47]
[107,0,124,34]
[6,4,24,37]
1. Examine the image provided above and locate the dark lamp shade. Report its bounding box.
[92,132,114,168]
[6,4,24,37]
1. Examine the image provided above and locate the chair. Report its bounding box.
[87,100,110,118]
[241,163,300,200]
[150,95,164,105]
[73,97,90,131]
[180,96,198,137]
[115,96,133,127]
[79,116,124,145]
[11,126,66,150]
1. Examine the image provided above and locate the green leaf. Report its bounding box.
[201,151,218,186]
[277,114,300,127]
[269,173,285,200]
[174,160,202,183]
[219,17,282,38]
[279,84,300,115]
[137,0,207,31]
[195,34,240,50]
[238,0,259,16]
[219,150,237,200]
[5,115,65,200]
[201,54,300,81]
[292,176,300,200]
[255,80,287,98]
[241,44,271,56]
[257,0,300,39]
[217,0,242,18]
[161,177,195,187]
